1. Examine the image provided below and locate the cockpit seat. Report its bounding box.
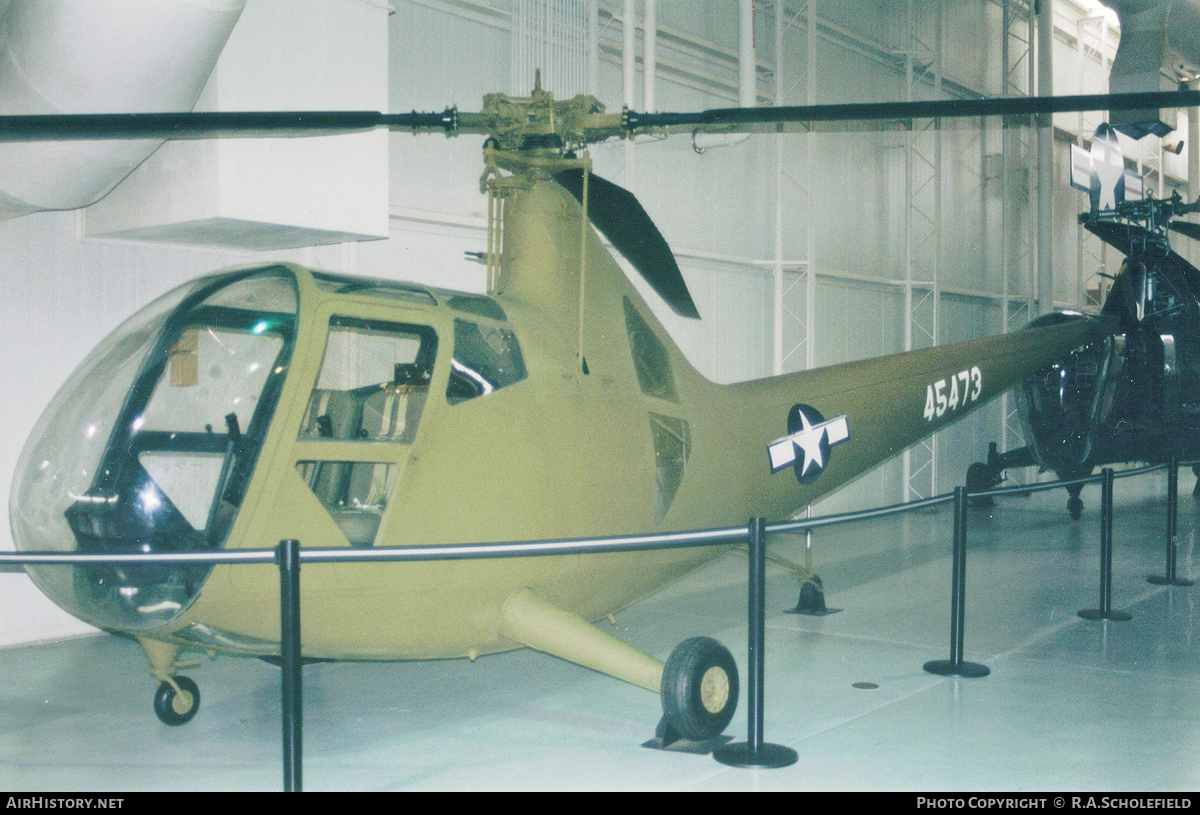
[361,384,428,443]
[302,389,363,440]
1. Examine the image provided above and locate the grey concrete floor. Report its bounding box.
[1,476,1198,791]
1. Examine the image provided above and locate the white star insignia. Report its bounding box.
[792,411,825,475]
[768,413,850,477]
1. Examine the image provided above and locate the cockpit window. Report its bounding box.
[296,460,397,548]
[202,274,300,313]
[141,327,284,434]
[446,319,527,405]
[311,272,437,307]
[300,317,437,444]
[10,267,299,632]
[624,297,677,401]
[650,413,691,524]
[448,294,507,322]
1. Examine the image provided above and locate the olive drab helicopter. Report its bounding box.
[967,122,1200,519]
[10,82,1169,745]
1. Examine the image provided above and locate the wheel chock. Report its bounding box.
[641,717,733,754]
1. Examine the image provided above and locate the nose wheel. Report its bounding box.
[153,675,201,726]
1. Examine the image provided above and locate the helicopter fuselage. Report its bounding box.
[1010,233,1200,491]
[11,180,1104,665]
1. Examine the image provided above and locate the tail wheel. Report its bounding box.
[661,637,739,742]
[153,675,200,726]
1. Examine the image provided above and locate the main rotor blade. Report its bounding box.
[1084,220,1147,258]
[625,89,1200,132]
[1085,219,1200,304]
[0,110,460,141]
[553,169,700,320]
[1170,220,1200,243]
[6,89,1199,143]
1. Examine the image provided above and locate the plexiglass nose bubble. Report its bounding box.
[10,269,297,631]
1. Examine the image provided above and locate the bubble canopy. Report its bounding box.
[10,267,298,631]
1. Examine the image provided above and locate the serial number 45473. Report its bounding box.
[923,366,982,422]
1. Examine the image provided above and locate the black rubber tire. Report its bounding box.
[660,636,739,742]
[1067,495,1084,520]
[153,675,200,726]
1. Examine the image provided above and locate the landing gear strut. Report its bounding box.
[496,589,739,748]
[139,636,202,727]
[1067,485,1085,520]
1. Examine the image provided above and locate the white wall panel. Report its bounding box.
[631,134,775,261]
[813,279,904,367]
[933,293,1004,494]
[939,120,997,294]
[816,0,902,62]
[388,1,509,221]
[944,0,1004,97]
[807,277,905,515]
[810,131,906,282]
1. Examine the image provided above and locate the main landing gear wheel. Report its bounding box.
[966,462,999,507]
[660,636,739,742]
[153,675,200,726]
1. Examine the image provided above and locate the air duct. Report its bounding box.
[1105,0,1200,138]
[0,0,245,220]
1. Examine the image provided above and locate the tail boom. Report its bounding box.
[718,315,1107,518]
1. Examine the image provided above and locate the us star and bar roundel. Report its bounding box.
[767,403,850,485]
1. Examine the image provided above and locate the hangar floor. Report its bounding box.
[1,475,1198,791]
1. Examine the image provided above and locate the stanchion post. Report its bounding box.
[1149,455,1195,587]
[924,487,990,678]
[747,516,764,753]
[1080,469,1132,621]
[277,539,304,792]
[713,519,798,769]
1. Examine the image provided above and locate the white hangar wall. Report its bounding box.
[0,0,1192,644]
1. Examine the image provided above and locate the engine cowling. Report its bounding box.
[1016,313,1124,474]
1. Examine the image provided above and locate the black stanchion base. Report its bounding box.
[1078,609,1133,621]
[712,741,799,769]
[923,659,990,678]
[1147,575,1196,587]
